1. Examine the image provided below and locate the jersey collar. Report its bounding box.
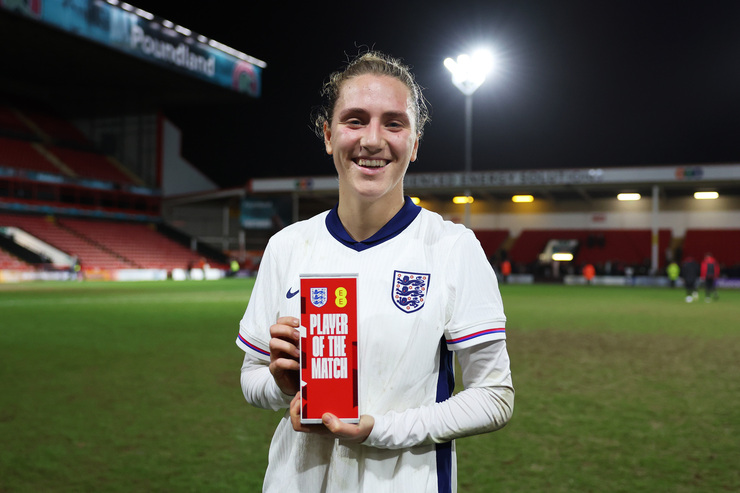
[325,196,422,252]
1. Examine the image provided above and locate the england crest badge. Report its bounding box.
[392,270,430,313]
[310,287,328,308]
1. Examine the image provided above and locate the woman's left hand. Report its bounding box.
[289,393,374,443]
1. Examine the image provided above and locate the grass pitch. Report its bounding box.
[0,280,738,492]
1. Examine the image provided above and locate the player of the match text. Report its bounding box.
[309,313,349,379]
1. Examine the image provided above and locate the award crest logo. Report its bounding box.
[392,270,430,313]
[310,287,328,308]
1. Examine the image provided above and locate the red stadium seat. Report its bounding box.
[508,229,672,270]
[682,229,740,267]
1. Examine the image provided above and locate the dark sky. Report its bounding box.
[135,0,740,188]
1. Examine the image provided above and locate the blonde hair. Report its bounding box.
[312,51,430,139]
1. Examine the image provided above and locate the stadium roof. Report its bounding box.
[0,5,259,118]
[246,163,740,203]
[160,161,740,229]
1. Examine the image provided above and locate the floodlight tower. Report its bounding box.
[444,49,495,227]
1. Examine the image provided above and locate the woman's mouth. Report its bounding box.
[355,158,389,168]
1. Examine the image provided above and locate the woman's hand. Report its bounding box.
[289,393,375,443]
[268,317,301,396]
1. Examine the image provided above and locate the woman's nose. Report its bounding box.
[360,122,383,152]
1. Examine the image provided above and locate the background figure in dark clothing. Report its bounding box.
[700,253,720,302]
[681,256,700,303]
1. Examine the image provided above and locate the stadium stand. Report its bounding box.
[0,211,229,272]
[0,97,232,277]
[46,146,135,185]
[1,99,161,217]
[1,100,136,186]
[57,217,218,271]
[0,104,35,138]
[0,136,61,174]
[508,229,672,274]
[473,229,510,259]
[0,247,32,271]
[0,212,132,270]
[682,229,740,268]
[18,107,91,147]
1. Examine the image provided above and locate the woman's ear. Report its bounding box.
[323,121,333,155]
[410,132,420,162]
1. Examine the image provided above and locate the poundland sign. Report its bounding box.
[1,0,264,97]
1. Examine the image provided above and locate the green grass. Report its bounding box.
[1,280,738,492]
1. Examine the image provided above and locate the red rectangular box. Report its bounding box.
[300,274,359,424]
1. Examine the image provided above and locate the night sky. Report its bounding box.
[135,1,740,188]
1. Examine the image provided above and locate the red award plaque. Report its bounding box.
[300,274,359,424]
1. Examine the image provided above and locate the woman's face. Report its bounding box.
[324,74,419,204]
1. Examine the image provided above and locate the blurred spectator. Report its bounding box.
[228,259,240,277]
[681,257,700,302]
[666,261,680,288]
[582,263,595,285]
[500,259,511,283]
[700,253,719,302]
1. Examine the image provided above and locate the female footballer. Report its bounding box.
[237,50,514,493]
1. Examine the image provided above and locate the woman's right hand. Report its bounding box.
[269,316,301,396]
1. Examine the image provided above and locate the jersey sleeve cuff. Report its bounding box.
[445,323,506,351]
[236,329,271,360]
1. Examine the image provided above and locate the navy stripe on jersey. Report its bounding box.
[447,328,506,346]
[238,333,270,356]
[435,338,455,493]
[325,196,421,251]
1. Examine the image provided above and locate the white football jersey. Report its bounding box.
[237,197,507,493]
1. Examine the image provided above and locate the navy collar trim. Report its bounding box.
[325,196,421,252]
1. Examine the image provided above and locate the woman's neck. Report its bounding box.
[336,193,405,242]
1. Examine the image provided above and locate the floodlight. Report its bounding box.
[444,49,496,96]
[694,191,719,200]
[175,25,192,36]
[453,196,474,204]
[552,253,574,261]
[512,195,534,203]
[617,193,641,201]
[134,8,154,20]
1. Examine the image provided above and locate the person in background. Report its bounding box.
[666,260,680,288]
[500,258,512,283]
[700,252,719,302]
[582,263,596,285]
[681,256,700,302]
[228,258,240,277]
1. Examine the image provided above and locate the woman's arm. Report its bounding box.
[240,351,295,411]
[363,339,514,449]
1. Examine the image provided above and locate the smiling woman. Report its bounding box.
[236,50,514,493]
[323,73,420,237]
[314,52,430,241]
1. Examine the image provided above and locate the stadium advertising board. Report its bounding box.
[248,164,740,194]
[0,0,263,97]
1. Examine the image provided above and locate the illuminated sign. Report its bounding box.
[1,0,263,97]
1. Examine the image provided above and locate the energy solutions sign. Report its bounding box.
[0,0,264,97]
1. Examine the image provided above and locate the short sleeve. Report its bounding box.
[443,230,506,350]
[236,243,280,360]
